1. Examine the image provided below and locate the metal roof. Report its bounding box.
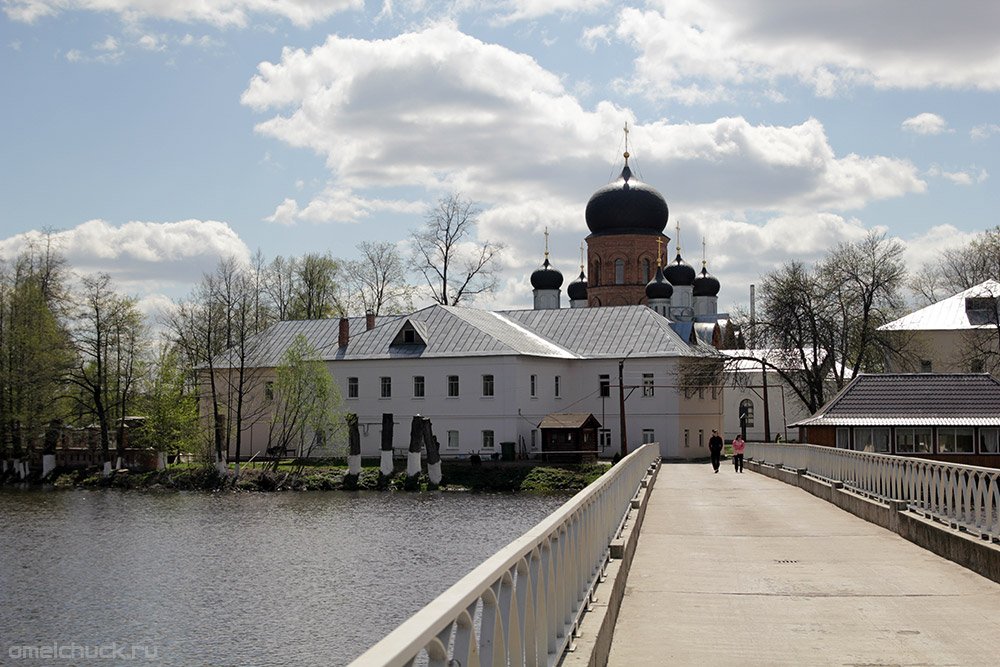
[878,280,1000,331]
[216,304,715,367]
[791,373,1000,427]
[538,413,602,429]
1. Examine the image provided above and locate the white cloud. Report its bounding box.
[492,0,610,24]
[242,23,923,230]
[0,219,251,290]
[927,165,989,186]
[137,33,166,51]
[3,0,362,28]
[609,0,1000,103]
[971,123,1000,140]
[898,224,980,276]
[901,112,949,135]
[94,35,118,51]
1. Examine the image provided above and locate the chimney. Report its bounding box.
[366,311,376,331]
[338,317,350,348]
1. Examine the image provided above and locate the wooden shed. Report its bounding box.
[539,413,601,463]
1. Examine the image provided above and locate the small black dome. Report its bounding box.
[693,265,721,297]
[531,258,564,290]
[645,265,673,300]
[664,253,696,286]
[585,164,669,236]
[567,270,588,301]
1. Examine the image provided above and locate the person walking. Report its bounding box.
[732,434,745,473]
[709,429,723,473]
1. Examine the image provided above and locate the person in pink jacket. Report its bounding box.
[732,435,745,473]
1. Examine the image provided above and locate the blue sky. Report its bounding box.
[2,0,998,317]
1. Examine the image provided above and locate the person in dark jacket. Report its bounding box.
[709,429,723,473]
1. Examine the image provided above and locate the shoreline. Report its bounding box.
[1,460,608,494]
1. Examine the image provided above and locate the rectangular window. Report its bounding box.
[938,427,975,453]
[530,430,538,450]
[599,374,610,398]
[448,375,459,397]
[530,374,537,398]
[413,375,424,398]
[684,429,690,448]
[380,376,391,398]
[642,429,655,444]
[482,374,494,397]
[265,381,274,401]
[855,427,890,453]
[554,375,561,398]
[447,430,459,449]
[895,427,932,453]
[836,428,850,449]
[599,428,611,450]
[979,428,999,453]
[347,377,358,399]
[482,430,495,449]
[698,429,704,449]
[920,360,933,373]
[642,373,654,397]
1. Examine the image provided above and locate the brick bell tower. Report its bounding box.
[585,127,670,307]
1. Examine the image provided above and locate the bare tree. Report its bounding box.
[344,241,415,315]
[910,226,1000,304]
[263,255,298,321]
[290,252,343,319]
[411,194,504,306]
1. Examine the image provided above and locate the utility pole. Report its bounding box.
[619,358,628,457]
[761,356,771,442]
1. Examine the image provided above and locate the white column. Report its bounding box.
[407,452,421,477]
[42,454,56,479]
[348,454,362,475]
[427,461,442,485]
[380,450,393,476]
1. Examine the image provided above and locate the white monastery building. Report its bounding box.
[211,145,740,461]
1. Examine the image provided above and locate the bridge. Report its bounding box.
[350,444,1000,666]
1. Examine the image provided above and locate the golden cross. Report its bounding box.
[656,237,664,266]
[675,219,681,255]
[544,226,549,259]
[579,242,585,271]
[623,121,630,162]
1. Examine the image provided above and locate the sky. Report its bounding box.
[2,0,999,319]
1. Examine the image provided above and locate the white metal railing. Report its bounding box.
[747,443,1000,541]
[349,444,660,667]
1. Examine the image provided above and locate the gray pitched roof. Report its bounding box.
[791,373,1000,427]
[215,304,715,367]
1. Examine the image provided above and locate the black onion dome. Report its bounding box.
[645,265,673,300]
[530,258,564,290]
[567,270,588,300]
[693,265,721,297]
[664,253,696,286]
[585,164,669,236]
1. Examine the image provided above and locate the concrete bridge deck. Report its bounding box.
[608,462,1000,666]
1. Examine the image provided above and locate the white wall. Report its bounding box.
[722,370,811,442]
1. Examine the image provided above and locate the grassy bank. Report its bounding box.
[23,459,609,493]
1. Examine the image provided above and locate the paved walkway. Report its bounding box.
[608,462,1000,666]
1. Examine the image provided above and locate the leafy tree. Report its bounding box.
[67,274,146,471]
[267,334,345,471]
[137,345,200,458]
[290,252,342,319]
[411,194,504,306]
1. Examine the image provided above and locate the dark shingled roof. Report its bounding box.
[538,413,602,429]
[792,373,1000,427]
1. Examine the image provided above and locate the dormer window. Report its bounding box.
[390,320,428,346]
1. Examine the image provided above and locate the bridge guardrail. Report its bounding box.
[747,443,1000,541]
[349,443,660,667]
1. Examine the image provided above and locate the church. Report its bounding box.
[211,148,736,462]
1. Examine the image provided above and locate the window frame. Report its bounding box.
[482,430,495,449]
[938,427,975,454]
[642,373,654,397]
[447,430,459,450]
[979,428,999,453]
[530,374,537,398]
[554,375,561,398]
[380,376,392,399]
[412,375,425,398]
[447,375,460,398]
[599,374,610,398]
[894,427,932,454]
[482,374,494,397]
[347,377,359,399]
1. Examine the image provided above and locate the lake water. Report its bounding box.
[0,488,568,666]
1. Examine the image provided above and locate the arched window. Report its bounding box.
[592,260,601,287]
[642,258,651,283]
[614,259,625,285]
[739,399,755,427]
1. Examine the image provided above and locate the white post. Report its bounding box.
[115,456,124,470]
[348,454,362,476]
[427,461,442,485]
[102,461,112,477]
[157,452,167,471]
[42,454,56,479]
[380,451,393,476]
[407,452,421,478]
